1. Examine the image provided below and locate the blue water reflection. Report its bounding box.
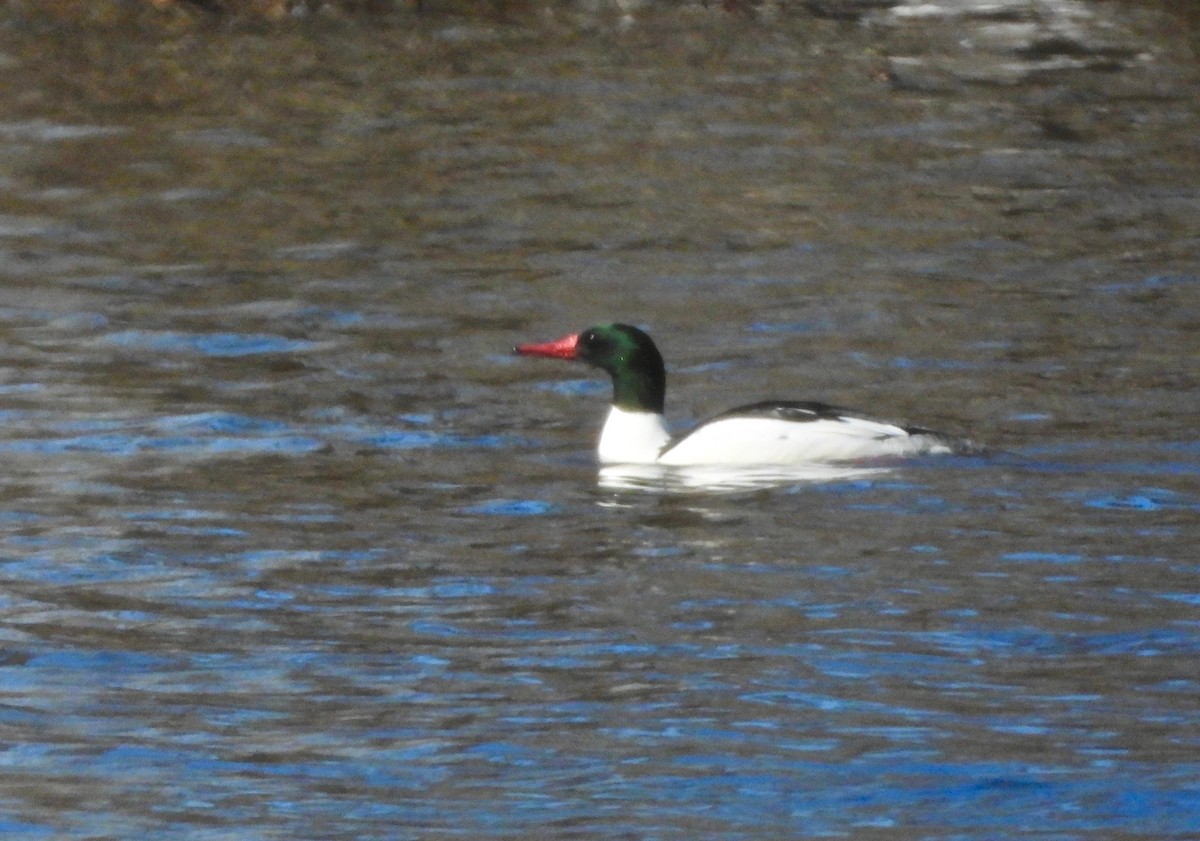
[4,466,1197,836]
[0,411,521,458]
[103,330,317,357]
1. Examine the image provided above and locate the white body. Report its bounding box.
[597,406,952,466]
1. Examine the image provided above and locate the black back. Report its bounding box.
[701,400,943,438]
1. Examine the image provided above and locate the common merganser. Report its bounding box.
[515,323,965,466]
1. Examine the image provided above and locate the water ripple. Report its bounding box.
[103,330,316,357]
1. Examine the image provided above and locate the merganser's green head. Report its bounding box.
[515,323,666,413]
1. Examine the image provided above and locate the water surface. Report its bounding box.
[0,1,1197,838]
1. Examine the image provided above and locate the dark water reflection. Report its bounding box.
[1,1,1198,838]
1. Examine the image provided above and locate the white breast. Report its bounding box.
[597,405,672,464]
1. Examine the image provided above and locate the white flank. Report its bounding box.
[655,415,951,466]
[597,405,672,464]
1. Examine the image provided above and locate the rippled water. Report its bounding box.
[0,1,1198,838]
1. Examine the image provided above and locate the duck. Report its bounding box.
[515,323,965,466]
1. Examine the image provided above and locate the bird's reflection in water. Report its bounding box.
[597,462,892,494]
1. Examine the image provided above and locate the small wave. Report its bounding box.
[103,330,316,357]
